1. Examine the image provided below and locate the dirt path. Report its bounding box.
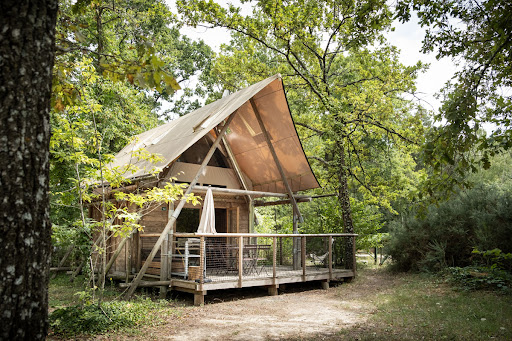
[116,268,400,340]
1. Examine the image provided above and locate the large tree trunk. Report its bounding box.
[0,0,58,339]
[337,145,355,269]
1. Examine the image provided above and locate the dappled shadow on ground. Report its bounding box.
[133,267,402,341]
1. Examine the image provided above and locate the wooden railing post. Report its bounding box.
[168,230,174,289]
[200,236,205,288]
[159,233,169,298]
[301,236,306,281]
[272,236,277,284]
[328,236,333,281]
[238,236,244,287]
[125,234,131,283]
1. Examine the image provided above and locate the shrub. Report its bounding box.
[448,266,512,293]
[49,298,170,336]
[387,182,512,272]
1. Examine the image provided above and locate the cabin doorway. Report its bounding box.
[215,208,227,233]
[176,208,200,233]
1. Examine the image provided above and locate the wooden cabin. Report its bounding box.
[92,75,356,304]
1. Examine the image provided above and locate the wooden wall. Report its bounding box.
[104,197,251,274]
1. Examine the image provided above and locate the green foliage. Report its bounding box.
[300,197,386,250]
[51,220,95,266]
[472,248,512,273]
[50,0,213,227]
[397,0,512,195]
[182,1,428,251]
[448,266,512,293]
[49,298,172,336]
[387,183,512,272]
[448,248,512,292]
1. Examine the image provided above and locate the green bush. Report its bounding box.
[448,266,512,293]
[49,298,170,336]
[472,248,512,272]
[386,182,512,272]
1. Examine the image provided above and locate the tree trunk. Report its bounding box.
[337,145,355,269]
[0,0,58,339]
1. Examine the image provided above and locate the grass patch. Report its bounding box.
[289,269,512,340]
[366,274,512,340]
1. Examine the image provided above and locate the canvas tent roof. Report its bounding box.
[109,74,319,193]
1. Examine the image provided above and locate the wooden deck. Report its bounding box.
[116,232,357,305]
[114,265,354,305]
[174,266,354,305]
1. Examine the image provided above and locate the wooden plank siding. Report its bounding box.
[106,199,250,278]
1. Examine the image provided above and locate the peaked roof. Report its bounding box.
[109,74,319,193]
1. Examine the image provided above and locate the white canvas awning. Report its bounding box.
[108,74,320,193]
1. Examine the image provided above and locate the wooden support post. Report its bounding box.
[321,280,329,290]
[238,236,243,288]
[221,136,252,203]
[124,113,237,299]
[51,245,74,279]
[328,236,333,281]
[221,134,255,236]
[253,197,312,207]
[194,291,205,306]
[301,236,306,281]
[168,230,174,289]
[159,233,169,298]
[268,285,279,296]
[279,236,283,265]
[136,231,141,270]
[168,202,175,289]
[184,185,311,199]
[251,98,303,222]
[125,235,130,283]
[292,211,299,270]
[249,201,255,233]
[272,236,277,285]
[236,207,240,234]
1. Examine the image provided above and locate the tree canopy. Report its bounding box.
[397,0,512,192]
[178,1,428,263]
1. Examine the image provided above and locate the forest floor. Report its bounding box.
[49,263,512,340]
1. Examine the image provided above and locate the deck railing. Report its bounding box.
[166,233,357,285]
